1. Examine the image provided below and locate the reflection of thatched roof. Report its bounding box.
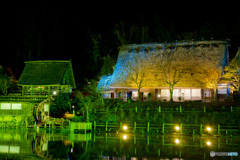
[97,75,111,91]
[110,40,229,88]
[18,60,76,88]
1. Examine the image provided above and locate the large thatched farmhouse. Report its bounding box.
[98,40,230,102]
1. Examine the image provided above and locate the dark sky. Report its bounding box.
[2,1,240,83]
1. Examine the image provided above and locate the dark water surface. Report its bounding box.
[0,129,239,160]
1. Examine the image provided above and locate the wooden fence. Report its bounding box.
[94,105,238,114]
[93,121,240,136]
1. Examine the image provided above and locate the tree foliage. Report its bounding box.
[99,54,116,76]
[0,74,13,95]
[223,49,240,92]
[117,49,155,101]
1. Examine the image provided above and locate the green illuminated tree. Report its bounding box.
[99,54,116,76]
[223,50,240,93]
[0,74,13,95]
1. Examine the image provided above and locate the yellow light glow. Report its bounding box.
[123,135,127,140]
[175,139,180,144]
[207,141,211,146]
[53,91,57,95]
[206,127,211,131]
[158,94,160,97]
[175,126,180,131]
[123,125,128,130]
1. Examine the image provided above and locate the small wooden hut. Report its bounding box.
[0,60,76,124]
[18,60,76,96]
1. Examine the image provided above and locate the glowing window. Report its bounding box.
[218,89,227,94]
[132,91,138,98]
[9,146,20,153]
[173,89,180,97]
[0,145,9,153]
[44,104,49,112]
[12,103,22,110]
[143,92,149,97]
[1,103,11,110]
[192,89,201,97]
[161,89,170,97]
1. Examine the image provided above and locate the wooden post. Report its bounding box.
[162,123,164,134]
[105,133,107,143]
[106,121,108,132]
[159,106,161,113]
[180,123,183,134]
[200,138,202,148]
[69,121,71,132]
[134,135,136,145]
[180,106,182,113]
[147,122,150,133]
[26,120,28,129]
[204,106,206,112]
[162,135,164,146]
[200,124,202,135]
[218,124,220,135]
[120,122,122,130]
[147,135,149,145]
[134,122,136,132]
[94,121,96,132]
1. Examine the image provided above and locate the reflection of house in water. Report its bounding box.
[98,41,231,102]
[0,60,76,124]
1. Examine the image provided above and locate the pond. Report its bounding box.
[0,129,239,159]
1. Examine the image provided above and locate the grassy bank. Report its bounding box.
[80,99,240,126]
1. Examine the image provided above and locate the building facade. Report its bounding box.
[98,41,230,102]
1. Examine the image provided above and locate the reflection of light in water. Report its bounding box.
[123,125,128,130]
[206,127,211,131]
[123,135,127,140]
[207,141,211,146]
[175,139,180,144]
[175,126,180,131]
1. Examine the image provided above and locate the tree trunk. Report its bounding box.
[169,85,174,102]
[138,88,141,102]
[213,88,217,102]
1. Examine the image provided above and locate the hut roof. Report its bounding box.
[18,60,76,88]
[97,75,112,91]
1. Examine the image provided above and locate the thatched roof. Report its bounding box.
[18,60,76,88]
[108,40,229,89]
[97,75,111,91]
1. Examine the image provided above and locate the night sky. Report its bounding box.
[2,1,240,85]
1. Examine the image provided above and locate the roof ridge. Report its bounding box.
[25,60,70,63]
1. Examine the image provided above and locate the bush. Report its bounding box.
[72,116,86,122]
[3,116,13,122]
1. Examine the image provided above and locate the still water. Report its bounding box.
[0,129,239,160]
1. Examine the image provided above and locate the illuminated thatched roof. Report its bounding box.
[109,40,229,89]
[18,60,76,88]
[97,75,111,91]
